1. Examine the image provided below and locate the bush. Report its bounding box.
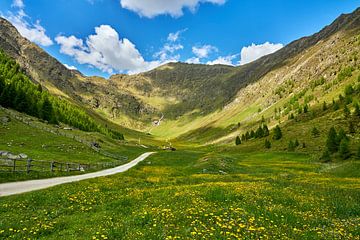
[357,145,360,159]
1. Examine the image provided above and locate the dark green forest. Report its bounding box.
[0,51,124,140]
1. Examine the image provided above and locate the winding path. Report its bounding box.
[0,152,155,197]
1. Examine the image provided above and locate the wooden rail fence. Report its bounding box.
[0,157,126,173]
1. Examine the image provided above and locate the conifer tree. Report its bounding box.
[339,139,351,160]
[264,139,271,149]
[273,125,282,140]
[326,127,338,153]
[235,136,241,145]
[263,125,270,136]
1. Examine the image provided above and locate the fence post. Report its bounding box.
[26,158,32,174]
[13,159,16,172]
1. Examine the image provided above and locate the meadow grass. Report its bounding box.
[0,148,359,239]
[0,109,148,182]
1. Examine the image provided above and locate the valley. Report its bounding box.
[0,4,359,240]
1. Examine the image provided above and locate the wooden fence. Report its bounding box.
[0,157,125,173]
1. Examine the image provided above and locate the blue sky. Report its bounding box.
[0,0,359,77]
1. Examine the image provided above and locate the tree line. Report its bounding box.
[0,50,124,140]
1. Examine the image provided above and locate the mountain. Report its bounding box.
[0,8,359,142]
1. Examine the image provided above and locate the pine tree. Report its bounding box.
[264,139,271,149]
[235,136,241,145]
[273,125,282,140]
[326,127,338,153]
[337,128,348,144]
[294,139,299,148]
[339,139,351,160]
[321,150,331,162]
[288,140,295,151]
[250,130,255,139]
[241,134,246,141]
[255,126,264,138]
[263,125,270,136]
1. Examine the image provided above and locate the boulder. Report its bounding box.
[7,154,20,160]
[19,153,28,159]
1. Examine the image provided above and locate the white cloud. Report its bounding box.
[239,42,283,65]
[154,43,183,62]
[2,1,53,47]
[55,25,165,74]
[167,28,187,42]
[185,57,200,64]
[120,0,226,18]
[206,54,237,65]
[12,0,24,8]
[63,64,77,70]
[192,44,217,58]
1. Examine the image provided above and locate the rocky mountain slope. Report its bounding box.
[0,7,359,141]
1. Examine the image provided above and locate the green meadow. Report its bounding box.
[0,148,359,239]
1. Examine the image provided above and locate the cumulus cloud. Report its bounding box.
[192,44,217,58]
[63,64,77,70]
[239,42,283,65]
[206,54,237,65]
[55,25,166,74]
[120,0,226,18]
[2,0,53,47]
